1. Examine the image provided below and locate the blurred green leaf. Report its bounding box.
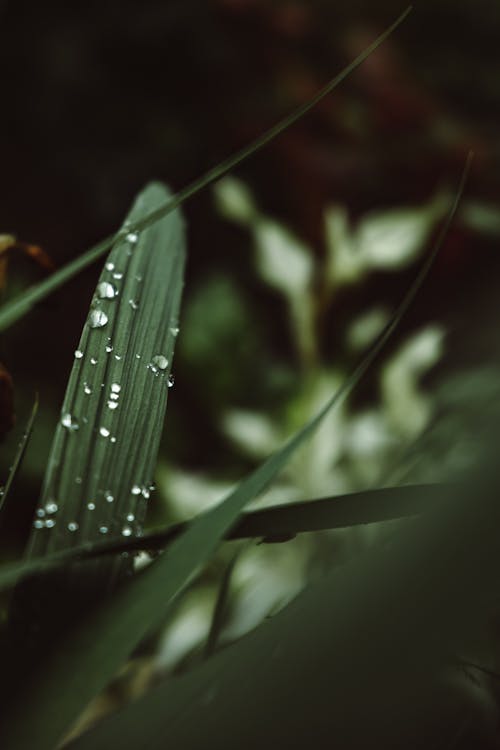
[67,442,500,749]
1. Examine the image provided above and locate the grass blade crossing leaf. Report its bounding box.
[0,153,470,750]
[68,427,500,750]
[0,7,411,332]
[0,483,444,592]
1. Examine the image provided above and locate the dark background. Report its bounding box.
[1,0,500,541]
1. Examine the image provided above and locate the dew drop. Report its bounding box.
[105,261,115,271]
[88,309,108,329]
[131,485,141,495]
[75,476,83,484]
[110,436,117,443]
[109,392,119,401]
[36,508,45,518]
[111,383,121,393]
[45,501,58,514]
[114,354,122,361]
[107,400,119,410]
[99,525,109,534]
[168,374,175,388]
[105,492,114,503]
[141,487,150,499]
[129,299,139,311]
[61,413,79,431]
[126,513,135,522]
[87,501,96,510]
[83,383,92,395]
[152,354,168,370]
[112,271,123,280]
[90,357,98,366]
[122,526,132,537]
[126,231,139,245]
[45,519,56,529]
[68,521,79,532]
[96,281,118,300]
[135,353,141,360]
[34,519,44,529]
[170,326,180,337]
[99,426,110,438]
[74,349,84,359]
[105,344,113,353]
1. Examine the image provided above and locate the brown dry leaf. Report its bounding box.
[0,233,52,441]
[0,234,55,291]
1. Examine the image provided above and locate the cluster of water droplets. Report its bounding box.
[32,499,59,529]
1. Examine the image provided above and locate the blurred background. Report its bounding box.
[1,0,500,689]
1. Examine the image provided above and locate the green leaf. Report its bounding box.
[1,181,185,743]
[0,483,444,592]
[0,7,411,333]
[67,436,500,750]
[0,151,470,750]
[26,182,184,562]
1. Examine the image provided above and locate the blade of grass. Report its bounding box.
[3,182,185,714]
[0,483,444,591]
[26,182,184,563]
[0,393,38,518]
[0,7,411,332]
[0,153,471,750]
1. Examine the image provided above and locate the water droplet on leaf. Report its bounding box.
[152,355,168,370]
[96,281,118,300]
[61,413,79,431]
[88,309,108,329]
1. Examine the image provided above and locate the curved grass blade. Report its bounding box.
[0,393,38,518]
[0,7,411,333]
[25,183,184,564]
[0,153,470,750]
[3,182,185,717]
[0,483,444,592]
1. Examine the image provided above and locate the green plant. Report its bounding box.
[1,8,498,749]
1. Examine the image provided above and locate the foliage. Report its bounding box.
[0,8,500,750]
